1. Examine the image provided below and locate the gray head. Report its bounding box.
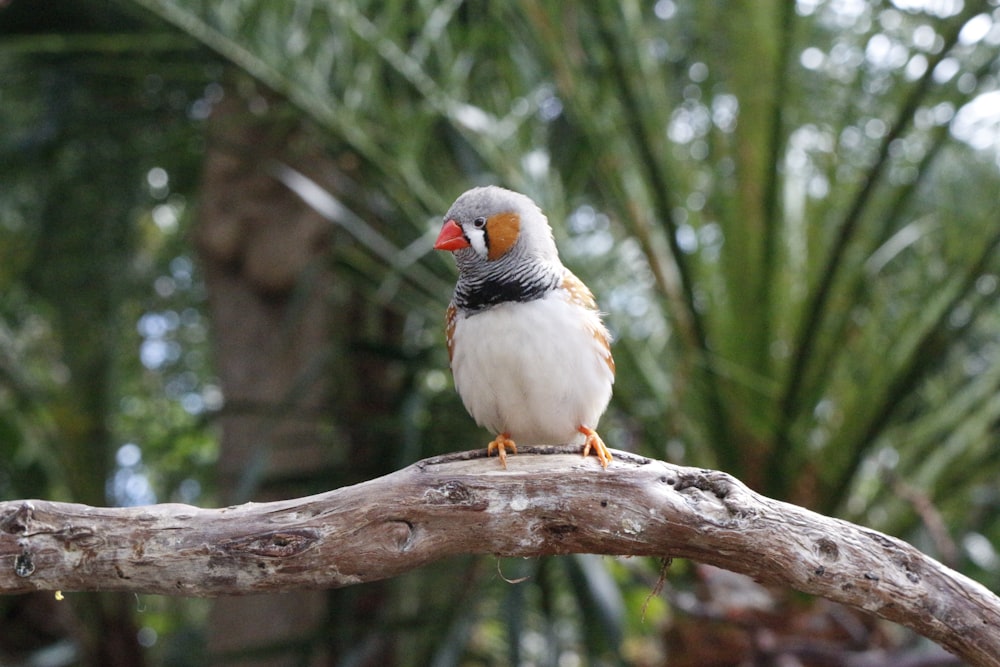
[435,186,560,266]
[434,186,564,310]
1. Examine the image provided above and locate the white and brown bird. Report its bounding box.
[434,186,615,468]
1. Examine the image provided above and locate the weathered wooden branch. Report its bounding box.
[1,448,998,666]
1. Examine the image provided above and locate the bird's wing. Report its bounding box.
[445,301,458,364]
[561,270,615,377]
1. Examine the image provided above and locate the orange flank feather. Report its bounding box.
[485,212,521,261]
[593,327,616,376]
[562,272,615,376]
[445,303,457,363]
[561,270,598,310]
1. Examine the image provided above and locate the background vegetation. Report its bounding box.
[2,0,999,665]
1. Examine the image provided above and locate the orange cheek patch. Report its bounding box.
[486,212,521,261]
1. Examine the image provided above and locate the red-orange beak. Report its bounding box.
[434,219,470,251]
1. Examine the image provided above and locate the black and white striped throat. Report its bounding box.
[454,268,561,313]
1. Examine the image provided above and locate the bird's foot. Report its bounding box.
[487,433,518,468]
[579,426,612,468]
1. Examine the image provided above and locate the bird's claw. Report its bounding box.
[487,433,518,468]
[579,426,612,468]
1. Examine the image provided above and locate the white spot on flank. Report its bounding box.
[509,496,529,511]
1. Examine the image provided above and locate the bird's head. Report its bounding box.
[434,186,559,272]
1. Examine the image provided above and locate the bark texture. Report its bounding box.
[1,448,998,667]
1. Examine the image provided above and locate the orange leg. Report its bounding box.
[487,432,518,468]
[579,426,612,468]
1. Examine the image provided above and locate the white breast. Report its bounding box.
[450,292,614,444]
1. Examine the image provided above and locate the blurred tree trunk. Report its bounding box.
[196,79,404,667]
[196,81,333,667]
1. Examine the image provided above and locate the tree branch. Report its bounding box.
[1,448,997,666]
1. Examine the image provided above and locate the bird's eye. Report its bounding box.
[472,217,487,229]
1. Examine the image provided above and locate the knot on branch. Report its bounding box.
[862,530,924,584]
[672,469,755,527]
[218,529,319,558]
[422,480,487,509]
[13,550,34,578]
[813,537,840,563]
[0,502,34,534]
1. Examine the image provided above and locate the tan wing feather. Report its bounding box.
[561,271,615,376]
[445,302,458,364]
